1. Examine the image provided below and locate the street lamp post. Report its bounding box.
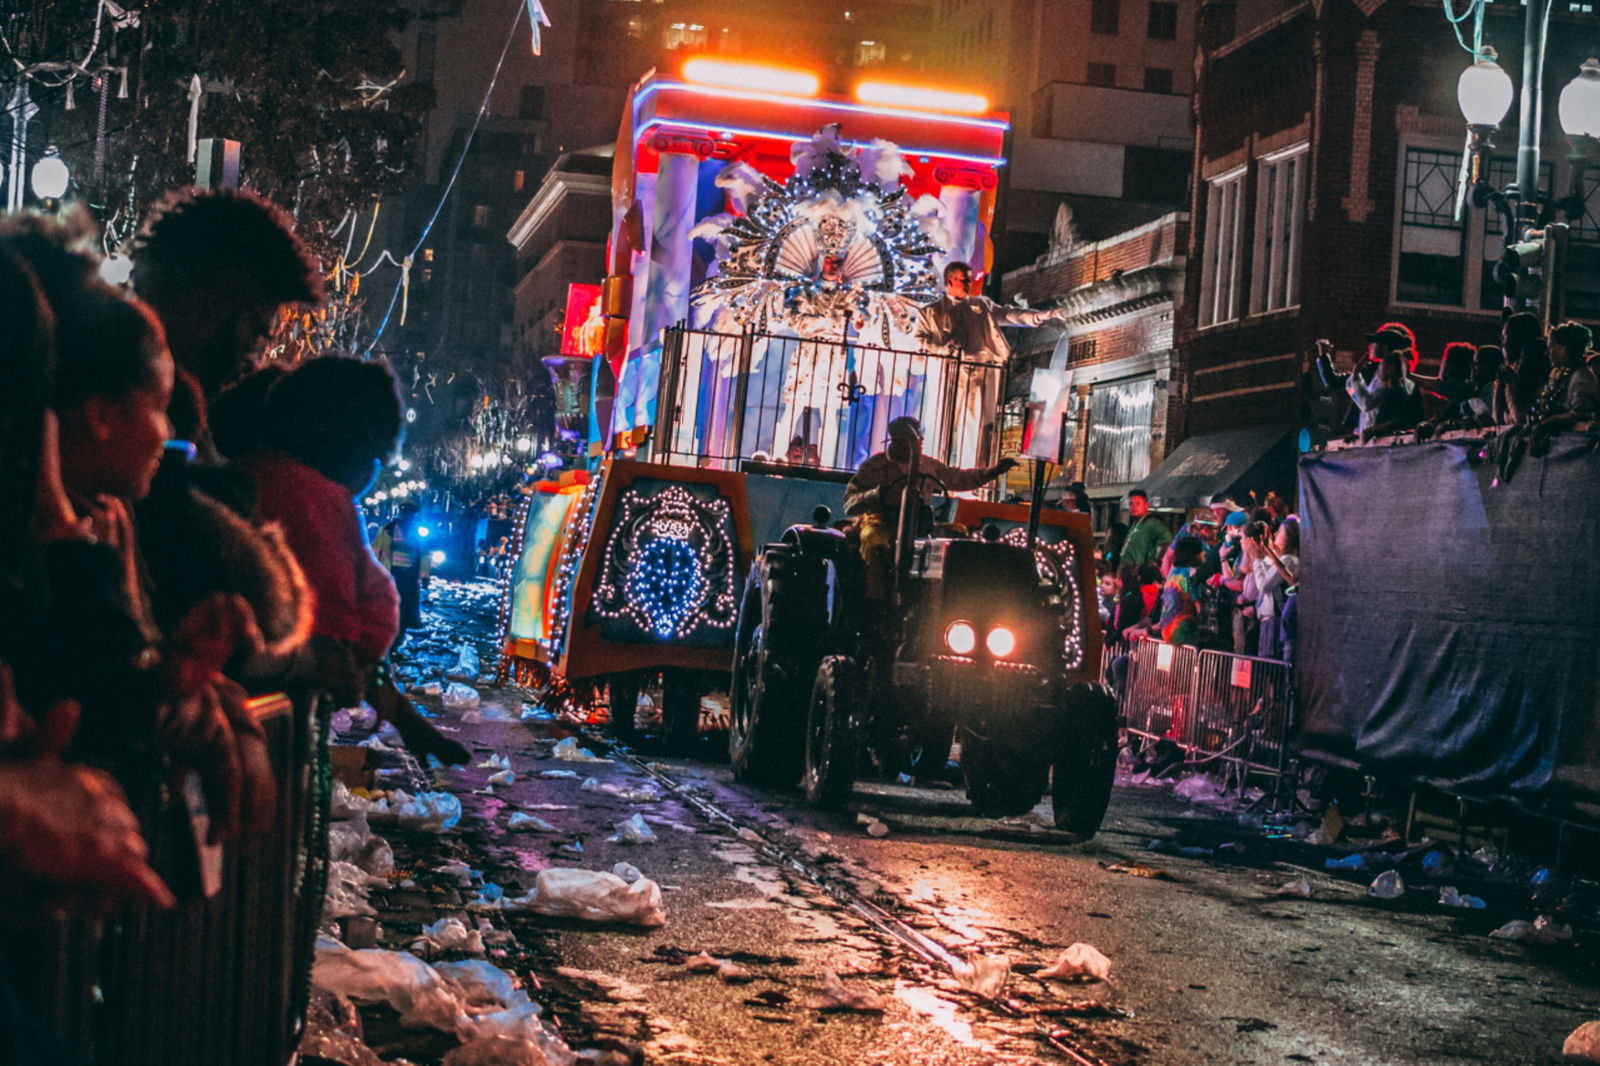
[1456,8,1600,321]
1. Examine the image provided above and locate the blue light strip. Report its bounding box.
[634,118,1007,169]
[634,79,1010,133]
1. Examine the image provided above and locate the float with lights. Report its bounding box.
[499,60,1099,750]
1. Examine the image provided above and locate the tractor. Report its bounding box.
[726,437,1120,838]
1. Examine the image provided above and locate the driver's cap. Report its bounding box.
[887,416,923,441]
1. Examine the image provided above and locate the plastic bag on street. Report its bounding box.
[504,867,666,927]
[369,789,463,832]
[508,812,560,833]
[324,861,380,919]
[552,737,610,763]
[1565,1021,1600,1062]
[449,643,481,681]
[412,917,485,957]
[812,969,887,1012]
[1039,943,1112,982]
[1324,854,1367,871]
[611,863,642,884]
[952,953,1010,998]
[328,815,396,877]
[606,813,657,844]
[443,683,481,713]
[1438,886,1486,909]
[1172,774,1224,804]
[1276,879,1313,898]
[581,778,661,803]
[1369,871,1405,899]
[312,939,465,1031]
[297,988,386,1066]
[487,769,516,787]
[1490,917,1575,943]
[331,780,377,818]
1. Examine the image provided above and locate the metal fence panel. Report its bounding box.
[1120,639,1202,742]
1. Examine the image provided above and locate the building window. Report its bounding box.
[1087,62,1117,87]
[473,204,490,228]
[662,21,706,48]
[1083,377,1155,486]
[513,169,525,192]
[1147,1,1177,39]
[1198,167,1246,327]
[518,85,545,120]
[1393,146,1552,311]
[1091,0,1120,34]
[1143,67,1173,93]
[855,39,886,65]
[1250,144,1308,314]
[1068,336,1098,362]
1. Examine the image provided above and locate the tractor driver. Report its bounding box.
[843,416,1017,600]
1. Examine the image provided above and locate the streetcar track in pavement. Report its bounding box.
[550,713,1129,1066]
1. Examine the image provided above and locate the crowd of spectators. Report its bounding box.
[1102,490,1300,697]
[0,192,470,1065]
[1310,314,1597,452]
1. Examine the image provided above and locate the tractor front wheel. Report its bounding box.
[802,656,862,809]
[964,735,1048,817]
[1050,683,1120,839]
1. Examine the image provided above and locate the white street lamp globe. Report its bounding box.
[1560,58,1600,138]
[30,148,70,200]
[469,454,484,470]
[515,436,533,453]
[1458,52,1514,128]
[99,254,134,286]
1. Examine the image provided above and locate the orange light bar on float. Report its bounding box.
[682,58,820,98]
[855,80,989,115]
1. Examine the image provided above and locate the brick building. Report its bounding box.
[1002,212,1188,517]
[1178,0,1600,442]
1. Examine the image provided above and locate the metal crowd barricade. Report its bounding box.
[81,689,327,1066]
[1117,640,1296,791]
[1119,638,1202,744]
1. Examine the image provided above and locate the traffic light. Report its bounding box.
[1497,221,1569,322]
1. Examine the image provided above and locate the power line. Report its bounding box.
[364,0,529,357]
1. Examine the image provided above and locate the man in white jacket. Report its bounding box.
[919,261,1063,466]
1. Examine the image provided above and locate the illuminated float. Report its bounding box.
[499,59,1096,734]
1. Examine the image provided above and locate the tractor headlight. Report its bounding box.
[944,621,976,655]
[985,625,1017,658]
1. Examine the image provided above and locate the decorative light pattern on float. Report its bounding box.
[545,472,604,659]
[1001,529,1086,671]
[593,486,738,642]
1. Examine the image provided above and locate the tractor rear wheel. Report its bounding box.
[1050,683,1120,838]
[802,656,862,809]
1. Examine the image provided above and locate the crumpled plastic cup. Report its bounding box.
[1369,870,1405,899]
[504,867,666,927]
[1039,942,1112,982]
[606,812,657,845]
[1438,886,1486,909]
[443,682,481,713]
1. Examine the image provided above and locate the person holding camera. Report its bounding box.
[1249,518,1299,661]
[1347,325,1423,441]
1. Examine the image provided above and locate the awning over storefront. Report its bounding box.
[1134,424,1298,511]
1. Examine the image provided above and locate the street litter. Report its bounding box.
[328,814,395,877]
[685,952,719,973]
[1422,850,1449,874]
[501,867,667,927]
[1101,862,1173,880]
[1172,774,1225,804]
[581,777,661,802]
[507,812,560,833]
[855,813,890,837]
[324,861,380,919]
[443,683,481,713]
[411,917,486,957]
[1489,917,1574,943]
[433,860,476,887]
[1438,887,1486,909]
[480,702,516,722]
[611,863,643,884]
[477,754,511,770]
[538,769,581,779]
[1039,943,1111,982]
[1369,871,1405,899]
[358,734,396,753]
[448,643,481,681]
[420,683,443,697]
[372,790,464,832]
[952,952,1010,997]
[717,959,753,983]
[487,769,516,787]
[1565,1021,1600,1062]
[812,969,887,1012]
[607,812,658,844]
[551,737,610,763]
[467,884,506,910]
[1276,879,1313,898]
[298,988,386,1066]
[1325,854,1367,871]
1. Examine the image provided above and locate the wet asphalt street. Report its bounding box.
[336,580,1600,1066]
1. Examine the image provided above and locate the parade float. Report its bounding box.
[499,60,1099,739]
